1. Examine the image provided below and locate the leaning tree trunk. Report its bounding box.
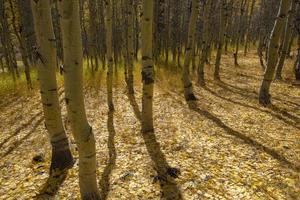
[58,1,101,199]
[182,0,198,102]
[141,0,155,133]
[259,0,291,106]
[275,0,296,80]
[31,0,74,189]
[214,0,227,80]
[105,0,114,111]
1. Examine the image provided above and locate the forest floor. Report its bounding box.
[0,51,299,200]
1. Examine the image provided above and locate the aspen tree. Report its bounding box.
[182,0,198,102]
[18,0,36,64]
[214,0,227,80]
[233,0,247,66]
[141,0,155,133]
[257,0,266,70]
[244,0,256,55]
[58,1,101,199]
[198,0,212,86]
[164,0,171,65]
[9,0,32,89]
[126,0,135,94]
[259,0,291,106]
[0,0,18,82]
[31,0,73,184]
[105,0,114,111]
[88,0,98,71]
[294,34,300,80]
[275,0,296,80]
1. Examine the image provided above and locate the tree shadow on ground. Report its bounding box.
[99,111,117,200]
[0,117,44,160]
[218,80,300,108]
[127,92,183,199]
[35,170,68,200]
[0,111,42,149]
[141,131,183,199]
[201,86,300,131]
[187,102,300,173]
[127,93,141,121]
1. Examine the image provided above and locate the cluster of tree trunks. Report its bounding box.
[1,0,300,198]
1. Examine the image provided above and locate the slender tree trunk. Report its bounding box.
[58,1,100,199]
[233,0,247,66]
[18,0,36,64]
[294,34,300,80]
[259,0,291,106]
[9,0,32,89]
[244,0,256,56]
[182,0,198,102]
[197,0,212,86]
[0,0,17,82]
[126,0,135,94]
[214,0,227,80]
[105,0,114,111]
[164,0,171,65]
[31,0,74,189]
[275,0,296,80]
[141,0,155,133]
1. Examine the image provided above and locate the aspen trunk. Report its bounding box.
[295,34,300,80]
[182,0,198,102]
[58,1,100,199]
[0,0,17,82]
[18,0,36,64]
[259,0,291,106]
[126,0,135,94]
[244,0,256,56]
[164,0,171,65]
[141,0,155,133]
[88,0,97,71]
[233,0,247,66]
[197,0,212,86]
[105,0,114,111]
[31,0,73,180]
[275,0,295,80]
[214,0,227,80]
[9,0,32,89]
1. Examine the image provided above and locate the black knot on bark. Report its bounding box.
[142,71,154,84]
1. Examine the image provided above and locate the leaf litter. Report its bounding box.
[0,52,299,199]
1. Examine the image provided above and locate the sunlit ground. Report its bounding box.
[0,50,299,199]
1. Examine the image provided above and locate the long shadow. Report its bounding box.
[187,102,300,173]
[0,111,43,148]
[269,104,300,124]
[0,89,65,150]
[219,80,300,108]
[0,95,22,110]
[35,170,68,199]
[201,86,300,131]
[99,111,117,200]
[217,81,300,121]
[126,93,141,121]
[141,131,183,199]
[127,92,182,199]
[0,117,44,159]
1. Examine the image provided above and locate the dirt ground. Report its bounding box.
[0,52,299,199]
